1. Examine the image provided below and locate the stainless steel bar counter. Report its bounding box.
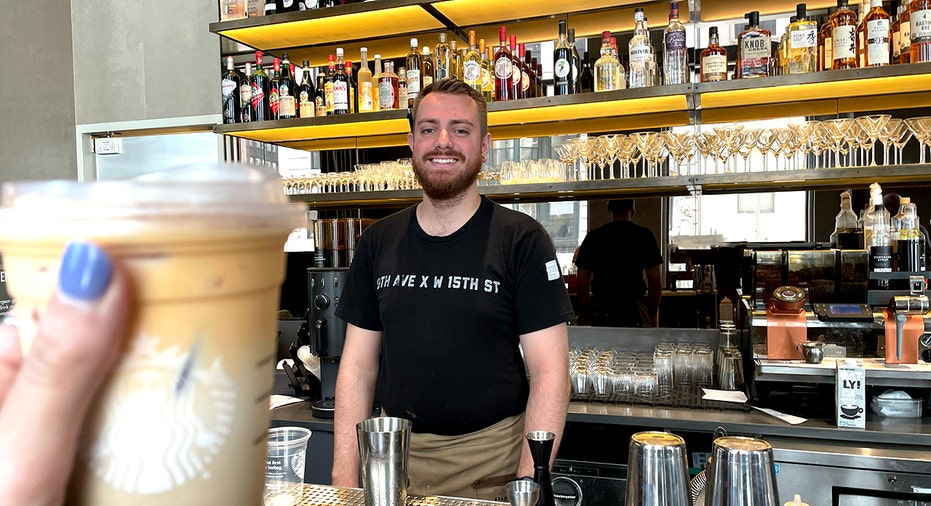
[296,484,506,506]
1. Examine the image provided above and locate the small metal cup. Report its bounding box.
[705,436,779,506]
[506,478,540,506]
[624,432,690,506]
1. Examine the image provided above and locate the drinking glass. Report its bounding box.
[738,128,761,173]
[878,118,906,165]
[713,124,745,174]
[905,116,931,164]
[601,134,620,179]
[890,119,914,165]
[855,114,891,166]
[664,131,694,176]
[615,135,638,179]
[823,119,853,168]
[695,131,720,175]
[755,128,778,172]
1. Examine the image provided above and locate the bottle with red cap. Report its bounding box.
[494,26,513,101]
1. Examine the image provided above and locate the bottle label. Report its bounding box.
[740,35,771,60]
[481,68,492,89]
[240,83,252,106]
[378,80,396,109]
[283,0,293,6]
[521,70,530,91]
[423,75,434,87]
[665,30,686,51]
[300,99,314,118]
[630,43,652,63]
[554,58,570,79]
[702,54,727,77]
[902,17,912,49]
[251,83,265,109]
[870,245,894,272]
[833,26,856,59]
[333,81,348,110]
[495,56,512,79]
[893,29,902,58]
[359,82,374,112]
[279,95,296,117]
[407,69,421,98]
[912,10,931,41]
[463,60,481,84]
[867,19,891,65]
[824,36,834,64]
[221,78,237,99]
[867,19,890,41]
[269,85,280,114]
[436,65,448,80]
[315,96,326,117]
[790,27,817,48]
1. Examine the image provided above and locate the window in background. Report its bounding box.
[505,201,586,274]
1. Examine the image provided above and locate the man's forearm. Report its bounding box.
[331,362,378,487]
[517,368,571,477]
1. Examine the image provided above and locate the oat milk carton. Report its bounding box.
[836,359,866,428]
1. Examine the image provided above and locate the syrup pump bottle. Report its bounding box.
[526,431,555,506]
[831,190,859,248]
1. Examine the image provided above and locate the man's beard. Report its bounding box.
[412,151,482,200]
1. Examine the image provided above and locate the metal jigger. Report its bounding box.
[526,431,556,506]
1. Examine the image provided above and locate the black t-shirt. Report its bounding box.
[574,220,663,303]
[335,197,574,435]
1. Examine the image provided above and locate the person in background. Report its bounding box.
[574,199,663,327]
[331,79,573,501]
[0,242,132,504]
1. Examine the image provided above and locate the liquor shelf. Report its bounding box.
[214,64,931,151]
[289,163,931,209]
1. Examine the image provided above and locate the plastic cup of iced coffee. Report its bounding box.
[0,163,305,505]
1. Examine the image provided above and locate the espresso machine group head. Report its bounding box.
[308,267,349,418]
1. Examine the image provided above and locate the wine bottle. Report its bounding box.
[494,26,513,101]
[251,51,270,121]
[314,73,327,117]
[278,52,296,119]
[240,62,254,123]
[221,56,241,124]
[553,20,571,95]
[269,57,281,119]
[421,46,435,89]
[481,44,494,102]
[508,35,520,99]
[579,51,594,93]
[298,60,315,118]
[406,38,422,108]
[463,30,483,92]
[357,48,374,113]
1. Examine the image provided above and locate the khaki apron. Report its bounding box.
[407,413,524,502]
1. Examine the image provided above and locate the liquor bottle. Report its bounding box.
[357,48,374,113]
[516,43,531,99]
[269,57,281,119]
[494,26,513,101]
[378,60,399,110]
[868,189,893,275]
[372,54,382,111]
[579,51,594,92]
[899,3,912,63]
[240,62,254,123]
[664,1,689,85]
[531,55,542,97]
[397,67,408,109]
[818,8,837,70]
[536,62,545,97]
[736,11,772,78]
[421,46,435,89]
[406,38,422,108]
[897,198,927,271]
[324,54,336,115]
[314,73,327,117]
[251,52,270,122]
[911,0,931,62]
[451,40,463,80]
[264,0,277,15]
[345,60,357,114]
[482,45,494,102]
[221,56,241,124]
[281,0,297,12]
[435,33,451,81]
[332,49,350,114]
[553,20,572,95]
[831,0,859,69]
[700,26,728,82]
[568,28,581,93]
[595,30,624,91]
[463,30,483,92]
[863,0,891,66]
[893,4,903,64]
[524,48,537,98]
[298,60,315,118]
[786,3,819,74]
[831,190,860,248]
[507,36,521,98]
[856,0,870,67]
[277,52,296,119]
[629,8,657,88]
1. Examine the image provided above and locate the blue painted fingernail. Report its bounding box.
[59,242,113,301]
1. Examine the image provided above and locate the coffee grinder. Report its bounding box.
[307,267,349,418]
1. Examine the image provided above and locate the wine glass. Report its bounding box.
[905,116,931,164]
[855,114,891,166]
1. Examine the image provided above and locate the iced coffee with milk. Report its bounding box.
[0,164,304,505]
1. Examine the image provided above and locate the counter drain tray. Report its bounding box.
[299,484,507,505]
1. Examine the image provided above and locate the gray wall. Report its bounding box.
[0,0,220,186]
[0,0,77,183]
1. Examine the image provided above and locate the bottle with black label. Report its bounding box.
[868,186,893,280]
[897,197,926,271]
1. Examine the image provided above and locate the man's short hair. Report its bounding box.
[608,199,635,215]
[411,78,488,136]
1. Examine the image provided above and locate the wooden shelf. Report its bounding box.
[288,164,931,209]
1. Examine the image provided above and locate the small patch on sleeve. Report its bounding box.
[545,260,560,281]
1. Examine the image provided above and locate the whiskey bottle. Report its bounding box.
[278,52,296,119]
[463,30,483,92]
[357,48,374,113]
[406,38,422,108]
[629,8,657,88]
[900,3,912,63]
[831,0,859,69]
[911,0,931,63]
[332,48,349,115]
[863,0,891,66]
[595,30,624,91]
[298,60,315,118]
[818,8,837,70]
[435,33,451,80]
[554,20,572,95]
[700,26,728,82]
[451,40,463,80]
[240,62,254,123]
[221,56,241,124]
[663,1,689,85]
[568,28,581,93]
[736,11,772,78]
[893,4,903,63]
[786,3,818,74]
[397,67,408,110]
[494,26,513,101]
[421,46,435,89]
[269,57,281,118]
[378,60,399,110]
[579,51,594,92]
[481,45,494,102]
[857,0,871,67]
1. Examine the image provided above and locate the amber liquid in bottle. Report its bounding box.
[831,0,859,69]
[700,26,728,82]
[736,11,772,78]
[910,0,931,63]
[862,0,891,66]
[900,7,912,63]
[818,9,836,71]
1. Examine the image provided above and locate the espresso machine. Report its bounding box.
[307,267,349,418]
